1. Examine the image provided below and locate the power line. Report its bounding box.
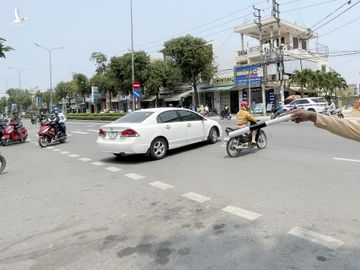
[282,0,338,14]
[313,0,360,31]
[321,16,360,36]
[310,0,351,29]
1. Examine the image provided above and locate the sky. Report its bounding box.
[1,0,360,96]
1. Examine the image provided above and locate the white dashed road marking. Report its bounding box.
[79,157,92,162]
[71,131,89,135]
[91,161,105,166]
[182,192,210,203]
[124,173,144,180]
[47,146,54,149]
[87,129,99,133]
[333,157,360,163]
[288,226,344,250]
[69,154,80,158]
[53,149,61,152]
[222,205,262,221]
[149,181,174,190]
[60,151,70,154]
[105,167,122,172]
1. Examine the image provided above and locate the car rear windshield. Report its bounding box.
[113,111,153,123]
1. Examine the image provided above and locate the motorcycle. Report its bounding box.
[225,125,267,157]
[0,153,6,174]
[38,120,67,147]
[220,110,232,120]
[321,106,344,119]
[1,120,28,146]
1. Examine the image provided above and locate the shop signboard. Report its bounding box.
[234,64,262,87]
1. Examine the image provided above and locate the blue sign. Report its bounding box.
[234,64,261,87]
[242,89,248,101]
[36,97,43,107]
[91,86,99,103]
[133,88,142,99]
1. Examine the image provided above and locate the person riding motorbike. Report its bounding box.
[0,111,6,136]
[236,101,257,146]
[38,111,47,123]
[11,111,24,141]
[53,109,67,136]
[221,105,230,118]
[327,99,336,114]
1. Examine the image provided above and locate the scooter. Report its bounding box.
[1,120,28,146]
[220,110,232,120]
[225,115,292,157]
[225,125,267,157]
[0,153,6,174]
[38,120,67,147]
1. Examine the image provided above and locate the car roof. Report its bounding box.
[137,107,191,113]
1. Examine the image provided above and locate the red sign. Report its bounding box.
[132,81,141,89]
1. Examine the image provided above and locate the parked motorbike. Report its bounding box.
[321,106,344,119]
[1,120,28,146]
[220,110,232,120]
[225,125,267,157]
[0,153,6,174]
[38,120,67,147]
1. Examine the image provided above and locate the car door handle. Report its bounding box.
[186,123,191,127]
[165,125,171,129]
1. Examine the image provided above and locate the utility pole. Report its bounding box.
[253,6,266,115]
[272,0,285,106]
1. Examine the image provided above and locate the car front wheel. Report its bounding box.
[150,137,167,160]
[207,127,218,144]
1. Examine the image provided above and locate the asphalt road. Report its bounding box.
[0,117,359,270]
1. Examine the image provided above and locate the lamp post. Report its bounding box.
[8,67,27,90]
[130,0,135,110]
[34,43,64,111]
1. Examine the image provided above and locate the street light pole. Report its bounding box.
[8,67,27,90]
[34,43,64,111]
[130,0,135,111]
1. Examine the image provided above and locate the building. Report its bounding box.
[233,17,329,114]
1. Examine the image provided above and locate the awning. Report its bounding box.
[199,85,235,92]
[141,96,156,102]
[164,90,192,102]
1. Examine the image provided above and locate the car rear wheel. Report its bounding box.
[150,137,167,160]
[207,127,218,144]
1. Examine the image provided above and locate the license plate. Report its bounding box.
[108,131,117,139]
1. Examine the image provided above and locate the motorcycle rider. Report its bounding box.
[236,101,257,146]
[38,111,47,123]
[0,111,5,136]
[327,99,336,114]
[53,108,67,136]
[11,111,24,141]
[221,104,230,118]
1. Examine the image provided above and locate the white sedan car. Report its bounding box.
[97,107,222,159]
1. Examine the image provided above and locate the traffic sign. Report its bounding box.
[133,88,142,98]
[132,81,141,89]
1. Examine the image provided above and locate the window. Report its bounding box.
[157,111,180,123]
[293,37,299,49]
[177,110,203,121]
[292,99,310,105]
[114,111,153,123]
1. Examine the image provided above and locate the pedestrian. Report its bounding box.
[290,108,360,142]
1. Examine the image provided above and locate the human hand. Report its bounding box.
[289,108,317,123]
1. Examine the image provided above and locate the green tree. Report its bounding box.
[6,88,32,112]
[144,60,181,107]
[289,68,314,97]
[90,71,117,110]
[90,52,108,74]
[72,73,89,112]
[54,81,75,110]
[163,35,215,107]
[0,37,13,58]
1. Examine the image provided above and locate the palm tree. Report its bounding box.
[289,69,313,97]
[0,37,13,58]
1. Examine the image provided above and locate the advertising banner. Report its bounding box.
[91,86,99,103]
[234,64,261,87]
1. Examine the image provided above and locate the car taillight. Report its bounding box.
[99,128,106,137]
[120,129,139,137]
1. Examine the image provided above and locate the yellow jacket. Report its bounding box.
[236,107,257,126]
